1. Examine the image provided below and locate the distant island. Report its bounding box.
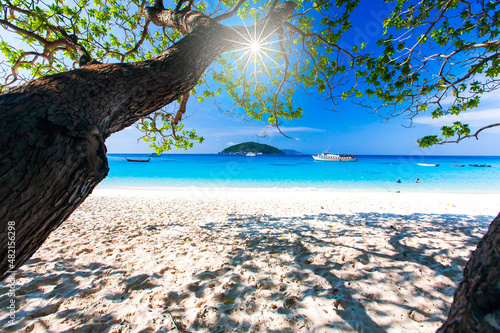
[281,149,303,155]
[219,142,285,154]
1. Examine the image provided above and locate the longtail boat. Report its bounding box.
[125,157,151,162]
[469,164,491,167]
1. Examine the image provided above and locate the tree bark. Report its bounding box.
[437,212,500,332]
[0,2,296,280]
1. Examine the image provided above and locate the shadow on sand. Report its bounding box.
[0,211,491,332]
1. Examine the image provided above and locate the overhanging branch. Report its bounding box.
[438,123,500,144]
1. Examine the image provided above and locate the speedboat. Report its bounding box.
[312,152,357,162]
[417,163,440,167]
[246,152,256,156]
[469,164,491,167]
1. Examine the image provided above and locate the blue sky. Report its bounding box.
[106,89,500,155]
[106,1,500,156]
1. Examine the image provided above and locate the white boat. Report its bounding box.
[417,163,440,167]
[246,152,256,156]
[312,152,357,162]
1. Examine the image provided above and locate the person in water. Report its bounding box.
[397,179,401,183]
[415,178,420,183]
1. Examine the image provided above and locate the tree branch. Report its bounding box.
[152,0,165,10]
[283,22,354,58]
[440,53,500,89]
[175,0,194,12]
[400,0,455,66]
[56,27,99,66]
[438,123,500,144]
[121,20,151,62]
[169,92,189,140]
[144,3,210,35]
[171,92,189,125]
[0,18,51,46]
[213,0,247,23]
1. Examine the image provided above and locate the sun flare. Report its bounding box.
[225,19,283,75]
[250,41,261,53]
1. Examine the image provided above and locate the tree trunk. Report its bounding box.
[437,212,500,332]
[0,2,296,280]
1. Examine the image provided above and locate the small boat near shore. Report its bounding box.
[126,157,151,162]
[312,152,357,162]
[450,164,465,167]
[246,152,257,157]
[469,164,491,167]
[417,163,440,167]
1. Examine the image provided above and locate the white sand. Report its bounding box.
[1,189,499,332]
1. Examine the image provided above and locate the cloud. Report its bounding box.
[413,108,500,128]
[123,125,140,132]
[274,127,325,133]
[209,127,270,137]
[479,90,500,103]
[203,126,325,137]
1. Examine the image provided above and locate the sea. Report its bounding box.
[98,154,500,193]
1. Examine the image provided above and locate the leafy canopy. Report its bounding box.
[349,0,500,147]
[1,0,499,152]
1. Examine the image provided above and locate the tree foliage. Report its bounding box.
[1,0,499,150]
[349,0,500,147]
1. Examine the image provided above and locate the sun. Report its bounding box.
[250,41,261,53]
[225,19,283,75]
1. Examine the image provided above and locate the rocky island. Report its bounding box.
[219,142,284,154]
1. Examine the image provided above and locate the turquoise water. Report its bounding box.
[98,154,500,193]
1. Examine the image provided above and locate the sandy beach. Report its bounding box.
[1,189,499,332]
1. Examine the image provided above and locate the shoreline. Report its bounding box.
[95,185,500,195]
[1,189,498,332]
